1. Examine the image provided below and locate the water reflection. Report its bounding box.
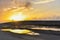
[1,29,60,40]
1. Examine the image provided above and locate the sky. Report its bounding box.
[0,0,60,23]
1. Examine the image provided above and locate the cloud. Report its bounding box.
[32,0,55,4]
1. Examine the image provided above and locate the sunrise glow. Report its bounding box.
[9,12,27,21]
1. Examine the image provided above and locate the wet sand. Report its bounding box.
[0,30,60,40]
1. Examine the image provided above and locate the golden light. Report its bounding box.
[9,12,27,21]
[1,29,32,34]
[1,29,40,35]
[9,29,32,34]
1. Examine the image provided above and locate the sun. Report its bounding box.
[9,12,27,21]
